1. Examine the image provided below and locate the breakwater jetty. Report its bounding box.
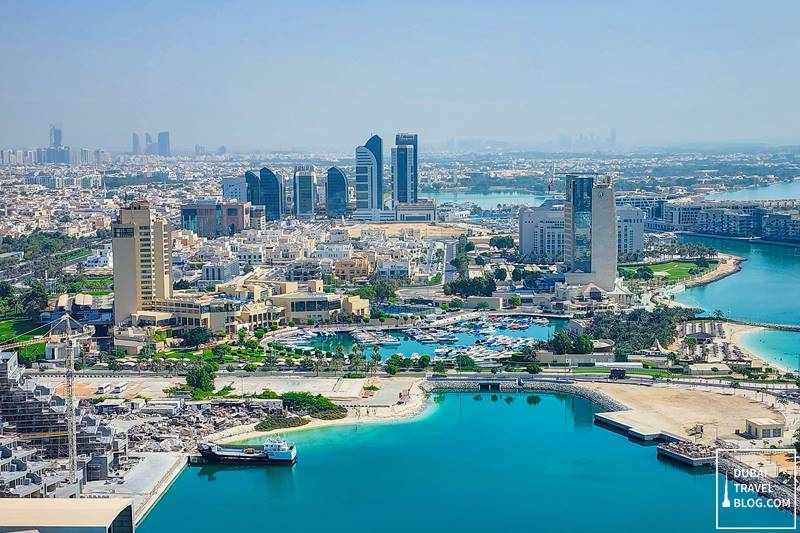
[718,452,797,515]
[422,378,627,412]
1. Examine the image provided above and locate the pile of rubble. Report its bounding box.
[126,400,283,453]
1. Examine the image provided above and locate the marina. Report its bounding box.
[283,316,567,369]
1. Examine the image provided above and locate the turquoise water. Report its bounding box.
[707,179,800,201]
[304,322,567,358]
[739,329,800,372]
[139,393,788,532]
[675,235,800,370]
[423,191,547,209]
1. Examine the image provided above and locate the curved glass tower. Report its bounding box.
[245,170,260,205]
[326,166,348,218]
[355,134,383,212]
[259,167,285,221]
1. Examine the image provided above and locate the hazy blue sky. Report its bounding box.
[1,0,798,151]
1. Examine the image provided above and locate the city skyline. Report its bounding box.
[2,1,799,151]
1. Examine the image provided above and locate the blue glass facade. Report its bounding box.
[293,169,316,219]
[395,133,418,203]
[392,145,413,204]
[259,167,285,221]
[245,171,260,205]
[566,174,595,273]
[326,167,348,217]
[366,135,383,208]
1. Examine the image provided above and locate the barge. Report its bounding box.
[198,438,297,464]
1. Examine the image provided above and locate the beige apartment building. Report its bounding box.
[270,291,369,323]
[333,255,372,283]
[112,201,172,324]
[131,295,283,334]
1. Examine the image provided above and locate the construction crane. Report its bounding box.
[63,315,78,485]
[0,314,84,484]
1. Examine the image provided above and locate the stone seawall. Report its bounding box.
[422,380,627,412]
[718,455,797,515]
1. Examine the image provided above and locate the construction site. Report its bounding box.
[0,315,128,498]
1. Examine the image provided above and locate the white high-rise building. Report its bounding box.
[616,206,645,259]
[564,173,618,291]
[519,200,565,262]
[112,201,173,323]
[222,176,248,203]
[520,201,644,265]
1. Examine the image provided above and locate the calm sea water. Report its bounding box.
[707,179,800,201]
[674,234,800,370]
[423,191,547,209]
[138,393,787,532]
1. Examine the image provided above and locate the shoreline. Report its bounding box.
[133,454,186,525]
[683,253,744,288]
[134,377,792,523]
[725,322,795,374]
[215,379,430,444]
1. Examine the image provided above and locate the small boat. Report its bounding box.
[198,438,297,464]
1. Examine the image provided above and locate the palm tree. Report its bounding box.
[370,350,382,375]
[331,357,344,376]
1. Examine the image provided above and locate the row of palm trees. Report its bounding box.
[309,343,384,376]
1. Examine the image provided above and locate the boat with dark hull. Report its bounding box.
[198,438,297,464]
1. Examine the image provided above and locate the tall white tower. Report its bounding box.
[564,173,617,291]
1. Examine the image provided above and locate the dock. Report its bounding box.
[593,412,686,442]
[656,442,716,467]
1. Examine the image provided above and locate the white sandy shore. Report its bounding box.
[723,322,791,373]
[215,379,430,444]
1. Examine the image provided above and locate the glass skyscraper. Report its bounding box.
[245,171,260,205]
[157,131,171,157]
[564,173,618,290]
[259,167,285,221]
[565,174,595,273]
[326,166,348,218]
[392,144,414,204]
[395,133,418,203]
[293,165,317,219]
[355,134,383,212]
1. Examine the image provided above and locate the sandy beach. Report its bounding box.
[215,378,430,444]
[214,376,796,448]
[684,252,744,288]
[722,321,791,373]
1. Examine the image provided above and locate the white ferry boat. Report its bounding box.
[198,438,297,464]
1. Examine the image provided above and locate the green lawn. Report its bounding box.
[82,276,113,289]
[0,316,47,366]
[87,290,112,296]
[61,249,91,261]
[620,260,717,282]
[0,316,45,342]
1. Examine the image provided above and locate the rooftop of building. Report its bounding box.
[0,498,132,528]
